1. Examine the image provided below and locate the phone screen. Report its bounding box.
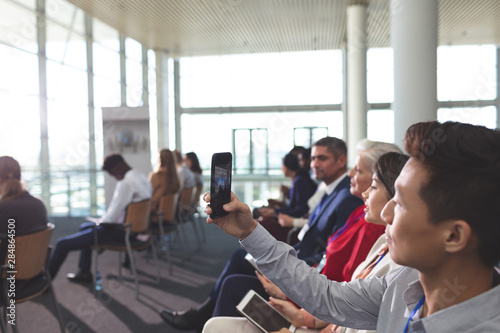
[210,152,232,219]
[240,293,292,332]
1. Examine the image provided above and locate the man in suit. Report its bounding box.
[295,136,363,265]
[159,137,363,331]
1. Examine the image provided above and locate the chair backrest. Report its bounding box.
[192,184,203,207]
[7,223,54,280]
[178,187,194,211]
[159,193,178,223]
[124,199,152,233]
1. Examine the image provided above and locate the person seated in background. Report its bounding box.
[174,149,196,190]
[48,154,152,283]
[207,121,500,332]
[202,151,408,333]
[268,146,306,209]
[159,137,363,332]
[258,153,317,242]
[0,156,48,267]
[184,151,203,188]
[200,142,401,327]
[149,149,181,212]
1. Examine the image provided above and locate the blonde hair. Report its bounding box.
[356,139,403,172]
[0,156,24,200]
[158,149,181,194]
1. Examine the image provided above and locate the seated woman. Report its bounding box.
[202,152,408,333]
[149,149,181,212]
[0,156,49,283]
[0,156,48,235]
[258,153,317,242]
[184,151,203,188]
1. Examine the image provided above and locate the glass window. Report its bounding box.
[367,110,394,143]
[232,129,269,175]
[126,58,143,106]
[46,60,88,104]
[438,45,497,101]
[125,37,142,62]
[233,129,251,174]
[93,43,120,80]
[180,111,343,174]
[12,0,35,9]
[0,95,40,168]
[293,127,329,148]
[180,50,343,107]
[94,76,121,107]
[46,21,87,69]
[438,107,497,129]
[47,100,89,168]
[45,0,85,34]
[93,18,119,51]
[367,48,394,103]
[0,0,37,53]
[0,44,39,97]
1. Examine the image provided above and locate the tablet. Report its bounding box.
[236,290,296,333]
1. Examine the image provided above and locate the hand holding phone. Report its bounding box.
[210,152,232,219]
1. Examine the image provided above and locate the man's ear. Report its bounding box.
[337,154,347,167]
[443,220,472,254]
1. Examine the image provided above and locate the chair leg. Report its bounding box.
[197,213,206,243]
[150,243,160,284]
[47,277,66,333]
[0,307,6,333]
[92,225,100,297]
[190,217,202,251]
[125,238,140,299]
[118,252,123,278]
[174,228,186,264]
[178,222,191,259]
[161,235,173,274]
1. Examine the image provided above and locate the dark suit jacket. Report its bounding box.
[294,175,363,265]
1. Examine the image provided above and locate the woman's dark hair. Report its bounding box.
[185,152,202,173]
[404,121,500,266]
[373,152,409,200]
[282,153,300,171]
[0,156,24,200]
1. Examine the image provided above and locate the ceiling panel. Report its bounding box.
[66,0,500,57]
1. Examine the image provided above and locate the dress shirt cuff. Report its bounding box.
[240,223,276,259]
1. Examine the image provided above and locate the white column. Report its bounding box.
[497,47,500,128]
[174,59,182,150]
[392,0,438,147]
[346,4,368,167]
[156,51,170,149]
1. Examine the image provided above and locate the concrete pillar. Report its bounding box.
[156,51,170,149]
[392,0,438,147]
[174,59,182,151]
[346,4,368,167]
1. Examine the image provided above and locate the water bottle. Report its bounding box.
[95,270,102,291]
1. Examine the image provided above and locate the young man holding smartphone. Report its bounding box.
[205,121,500,332]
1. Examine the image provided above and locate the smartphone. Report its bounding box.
[210,152,232,219]
[236,290,296,333]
